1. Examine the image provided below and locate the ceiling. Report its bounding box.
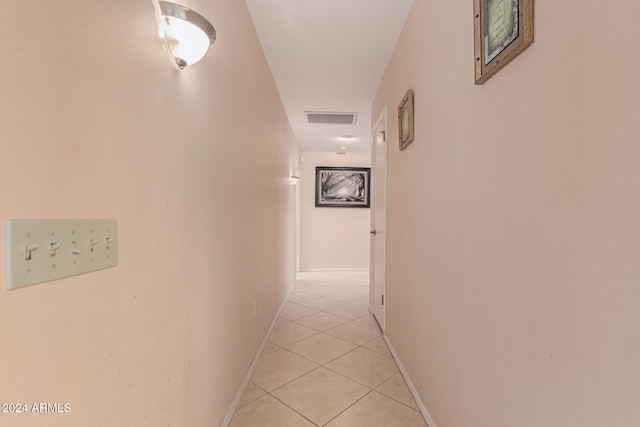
[245,0,414,153]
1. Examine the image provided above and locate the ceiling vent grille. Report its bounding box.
[305,111,358,125]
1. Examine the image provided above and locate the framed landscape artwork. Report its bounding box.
[315,167,370,208]
[473,0,534,84]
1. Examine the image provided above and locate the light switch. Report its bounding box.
[50,242,61,257]
[5,219,118,290]
[25,244,39,260]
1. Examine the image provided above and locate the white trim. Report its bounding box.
[383,334,438,427]
[370,106,388,332]
[295,167,301,273]
[220,277,297,427]
[298,268,369,272]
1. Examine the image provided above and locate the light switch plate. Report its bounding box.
[5,219,118,290]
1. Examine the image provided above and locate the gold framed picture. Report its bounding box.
[473,0,534,84]
[398,89,414,151]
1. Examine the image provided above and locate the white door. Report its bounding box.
[370,107,387,331]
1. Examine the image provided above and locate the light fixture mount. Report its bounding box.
[159,1,216,70]
[175,58,187,69]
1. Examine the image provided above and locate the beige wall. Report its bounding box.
[0,1,297,426]
[374,0,640,426]
[300,152,370,270]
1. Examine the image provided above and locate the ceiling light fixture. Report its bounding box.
[158,1,216,70]
[340,135,354,140]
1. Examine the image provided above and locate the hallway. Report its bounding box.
[229,271,426,426]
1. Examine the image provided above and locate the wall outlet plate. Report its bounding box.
[4,219,118,290]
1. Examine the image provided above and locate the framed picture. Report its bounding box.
[315,167,370,208]
[398,89,414,151]
[473,0,534,84]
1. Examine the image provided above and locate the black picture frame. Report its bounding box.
[315,167,370,208]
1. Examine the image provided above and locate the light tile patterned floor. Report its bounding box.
[230,271,426,427]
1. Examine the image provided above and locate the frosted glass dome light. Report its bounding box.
[159,1,216,70]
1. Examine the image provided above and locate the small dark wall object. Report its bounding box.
[398,89,415,151]
[315,167,371,208]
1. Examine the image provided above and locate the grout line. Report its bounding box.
[383,334,438,427]
[282,334,357,366]
[271,323,323,347]
[219,276,298,427]
[297,300,350,311]
[284,288,419,419]
[320,354,397,391]
[227,275,376,426]
[266,363,322,395]
[234,381,268,410]
[320,389,375,426]
[268,390,322,427]
[374,375,424,413]
[292,317,351,332]
[375,389,424,413]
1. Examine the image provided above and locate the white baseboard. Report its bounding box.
[220,277,298,427]
[383,334,438,427]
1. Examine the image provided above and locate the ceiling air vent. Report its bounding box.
[305,111,357,125]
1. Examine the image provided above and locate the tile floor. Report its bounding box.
[229,271,426,427]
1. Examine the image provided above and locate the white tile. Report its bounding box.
[329,291,364,302]
[325,320,381,345]
[269,322,319,347]
[230,395,315,427]
[362,336,391,357]
[351,297,371,307]
[287,290,320,304]
[272,367,369,426]
[305,286,341,297]
[262,341,281,355]
[280,302,319,321]
[376,372,420,411]
[251,349,318,392]
[327,303,371,320]
[295,311,350,331]
[355,314,381,327]
[237,382,267,409]
[325,347,398,388]
[286,333,357,364]
[275,317,290,326]
[299,296,345,311]
[230,271,387,426]
[325,391,426,427]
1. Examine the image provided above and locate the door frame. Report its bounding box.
[370,106,388,332]
[295,163,301,274]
